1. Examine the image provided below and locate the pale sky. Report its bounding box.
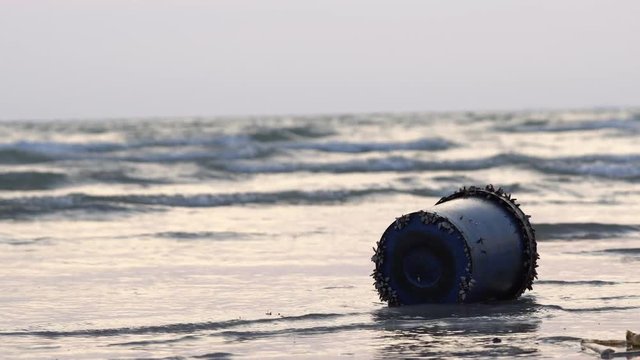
[1,0,639,120]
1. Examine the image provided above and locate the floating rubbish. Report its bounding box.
[581,330,640,359]
[372,185,538,305]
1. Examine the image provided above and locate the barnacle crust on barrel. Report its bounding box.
[371,185,538,306]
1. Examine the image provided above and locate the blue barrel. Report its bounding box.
[372,185,538,305]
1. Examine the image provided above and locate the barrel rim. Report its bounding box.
[372,211,472,306]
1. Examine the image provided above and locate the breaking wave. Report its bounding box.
[535,223,640,240]
[246,124,335,142]
[220,154,519,174]
[495,118,640,133]
[219,153,640,181]
[0,187,439,219]
[534,154,640,180]
[0,136,454,165]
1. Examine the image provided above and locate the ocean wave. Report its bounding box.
[0,235,50,246]
[247,124,335,142]
[220,154,519,174]
[119,137,453,164]
[220,153,640,181]
[0,312,350,338]
[0,138,269,162]
[0,148,54,164]
[560,305,638,312]
[0,187,422,218]
[3,149,639,186]
[108,335,198,347]
[535,280,619,286]
[0,194,130,219]
[193,352,234,360]
[0,140,122,155]
[535,223,640,240]
[283,137,454,153]
[218,323,374,342]
[535,154,640,180]
[597,248,640,256]
[117,147,276,163]
[152,231,260,241]
[85,170,167,185]
[535,303,635,313]
[0,136,454,168]
[0,171,67,190]
[496,118,640,133]
[587,294,640,300]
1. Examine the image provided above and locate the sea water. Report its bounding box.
[1,109,639,359]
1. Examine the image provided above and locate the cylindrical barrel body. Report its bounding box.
[372,185,538,306]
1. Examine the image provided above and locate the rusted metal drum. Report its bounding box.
[372,185,538,306]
